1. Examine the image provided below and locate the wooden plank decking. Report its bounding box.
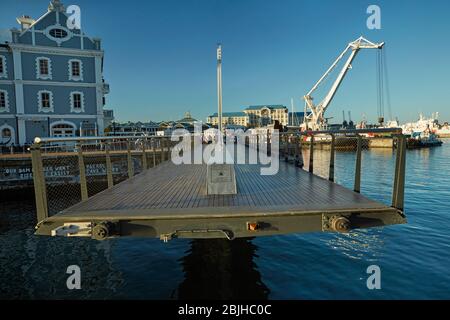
[59,160,387,218]
[35,150,406,239]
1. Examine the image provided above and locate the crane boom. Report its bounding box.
[303,36,384,130]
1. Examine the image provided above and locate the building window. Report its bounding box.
[36,57,52,80]
[51,122,76,138]
[0,55,7,78]
[38,90,54,113]
[0,125,14,145]
[68,59,83,81]
[49,28,68,38]
[2,128,11,138]
[0,90,9,112]
[45,25,72,45]
[70,91,85,113]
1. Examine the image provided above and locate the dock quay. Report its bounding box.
[30,129,407,241]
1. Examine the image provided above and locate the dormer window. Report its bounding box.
[0,56,7,79]
[49,28,68,38]
[36,57,52,80]
[68,59,83,81]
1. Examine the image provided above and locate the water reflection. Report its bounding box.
[176,238,270,300]
[320,228,384,261]
[0,197,123,299]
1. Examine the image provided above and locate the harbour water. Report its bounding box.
[1,140,450,299]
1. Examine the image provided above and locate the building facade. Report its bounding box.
[243,105,288,127]
[0,0,109,146]
[207,112,250,127]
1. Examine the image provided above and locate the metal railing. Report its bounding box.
[31,135,174,223]
[278,128,406,211]
[30,128,406,226]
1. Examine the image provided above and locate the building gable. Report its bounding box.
[16,1,97,50]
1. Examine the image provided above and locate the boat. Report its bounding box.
[399,113,443,148]
[437,122,450,138]
[401,113,439,136]
[406,130,443,149]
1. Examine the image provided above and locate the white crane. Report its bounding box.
[302,36,384,131]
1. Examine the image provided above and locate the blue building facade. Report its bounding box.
[0,0,109,146]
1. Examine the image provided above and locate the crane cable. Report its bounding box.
[376,49,384,121]
[376,46,393,123]
[383,47,393,121]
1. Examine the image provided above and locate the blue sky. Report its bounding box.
[1,0,449,123]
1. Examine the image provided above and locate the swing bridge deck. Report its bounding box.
[32,129,407,241]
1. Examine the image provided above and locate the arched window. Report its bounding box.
[51,122,76,138]
[2,128,11,138]
[0,125,14,145]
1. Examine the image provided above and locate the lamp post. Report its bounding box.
[217,44,223,140]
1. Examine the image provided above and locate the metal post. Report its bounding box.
[159,137,164,163]
[127,140,134,178]
[77,143,88,201]
[392,135,406,210]
[142,137,148,170]
[166,137,171,161]
[309,135,314,173]
[256,134,260,152]
[284,135,289,162]
[152,138,156,167]
[217,44,223,137]
[354,135,362,193]
[329,134,335,182]
[294,135,300,167]
[298,134,304,168]
[105,142,113,189]
[31,143,48,222]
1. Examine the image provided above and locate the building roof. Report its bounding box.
[209,112,247,117]
[177,111,197,123]
[244,105,287,111]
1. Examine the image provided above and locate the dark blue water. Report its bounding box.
[1,141,450,299]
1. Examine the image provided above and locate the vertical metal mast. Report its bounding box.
[291,98,294,126]
[217,44,223,137]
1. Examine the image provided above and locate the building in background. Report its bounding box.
[109,121,159,136]
[207,112,250,127]
[243,105,288,127]
[0,0,109,146]
[207,105,289,128]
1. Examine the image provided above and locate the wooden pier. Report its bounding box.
[33,131,407,241]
